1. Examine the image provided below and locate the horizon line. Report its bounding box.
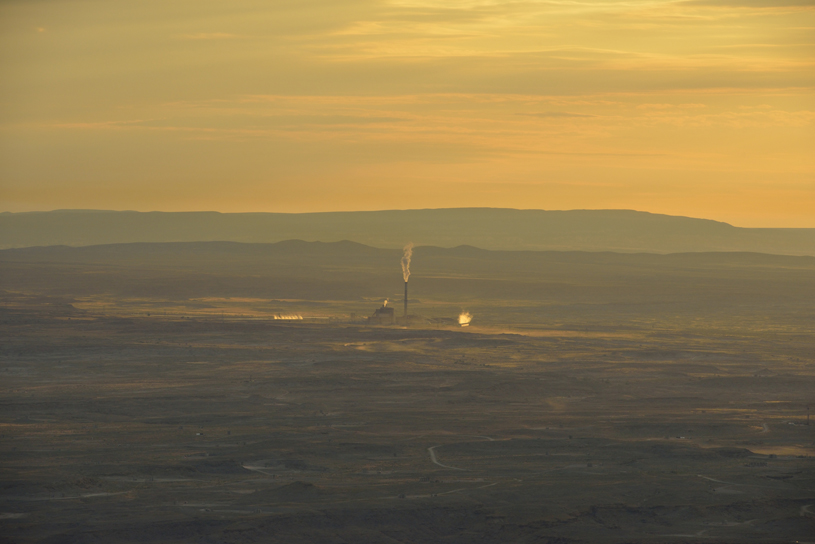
[4,208,815,229]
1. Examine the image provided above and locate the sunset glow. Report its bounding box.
[1,0,813,225]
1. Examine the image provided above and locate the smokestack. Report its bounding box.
[401,243,413,321]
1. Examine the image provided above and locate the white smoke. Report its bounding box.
[401,242,414,282]
[274,314,303,320]
[383,299,388,307]
[458,311,472,326]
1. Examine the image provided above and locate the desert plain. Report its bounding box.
[1,242,814,543]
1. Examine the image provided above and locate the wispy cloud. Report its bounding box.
[179,32,238,40]
[680,0,815,7]
[520,112,597,118]
[2,0,813,224]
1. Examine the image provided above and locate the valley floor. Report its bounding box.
[1,305,814,543]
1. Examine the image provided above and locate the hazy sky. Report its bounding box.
[1,0,813,226]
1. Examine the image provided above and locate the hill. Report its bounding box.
[2,208,814,255]
[2,241,814,326]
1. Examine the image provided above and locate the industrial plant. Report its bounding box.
[366,243,472,327]
[368,300,395,325]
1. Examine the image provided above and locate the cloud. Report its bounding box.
[180,32,237,40]
[520,112,597,118]
[260,114,410,126]
[680,0,815,6]
[3,0,813,224]
[636,103,707,110]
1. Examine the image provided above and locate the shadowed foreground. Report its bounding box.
[1,314,813,543]
[1,243,814,542]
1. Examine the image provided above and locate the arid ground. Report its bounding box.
[1,243,814,543]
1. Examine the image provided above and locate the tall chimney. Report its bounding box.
[404,281,408,318]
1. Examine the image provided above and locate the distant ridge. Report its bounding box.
[2,208,814,255]
[3,240,813,307]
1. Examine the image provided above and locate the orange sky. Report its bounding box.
[1,0,813,226]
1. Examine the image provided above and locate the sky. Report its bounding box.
[1,0,813,227]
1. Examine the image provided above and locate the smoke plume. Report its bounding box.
[458,312,472,327]
[401,242,414,282]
